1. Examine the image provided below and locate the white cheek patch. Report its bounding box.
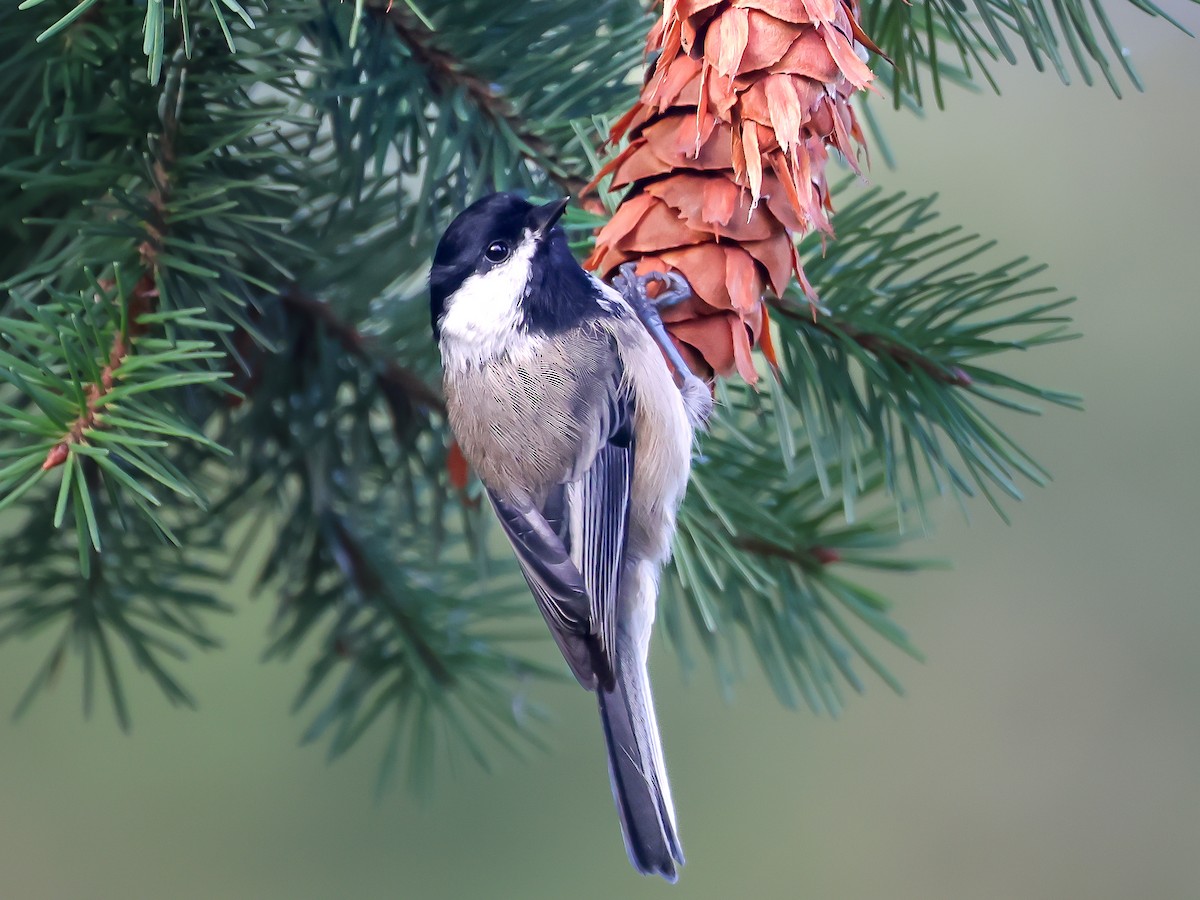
[439,234,537,367]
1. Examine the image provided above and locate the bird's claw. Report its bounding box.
[614,266,691,310]
[612,264,713,429]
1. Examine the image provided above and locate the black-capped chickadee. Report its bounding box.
[430,192,707,880]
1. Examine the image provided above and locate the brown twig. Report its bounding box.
[40,281,161,472]
[374,3,589,197]
[773,301,973,387]
[735,536,842,568]
[328,513,453,685]
[42,61,182,471]
[279,287,445,418]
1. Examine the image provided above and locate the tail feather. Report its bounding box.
[597,643,683,881]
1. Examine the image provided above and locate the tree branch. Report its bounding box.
[373,3,590,197]
[772,300,974,387]
[279,287,445,417]
[735,536,842,569]
[328,513,454,686]
[41,52,183,471]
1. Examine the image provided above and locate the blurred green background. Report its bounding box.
[3,5,1199,899]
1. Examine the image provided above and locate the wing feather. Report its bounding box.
[486,489,599,689]
[566,384,634,691]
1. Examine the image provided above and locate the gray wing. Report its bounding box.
[562,377,634,691]
[486,347,634,693]
[486,489,600,689]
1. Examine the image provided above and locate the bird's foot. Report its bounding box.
[613,264,713,429]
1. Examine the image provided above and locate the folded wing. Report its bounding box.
[487,346,635,692]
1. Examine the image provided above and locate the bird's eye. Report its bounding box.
[484,241,510,263]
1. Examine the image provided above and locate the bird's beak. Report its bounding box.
[530,197,570,235]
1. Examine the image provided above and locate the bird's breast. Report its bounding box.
[443,333,613,499]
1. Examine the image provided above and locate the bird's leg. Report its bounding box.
[613,263,713,427]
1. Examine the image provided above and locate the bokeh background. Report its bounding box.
[2,4,1198,898]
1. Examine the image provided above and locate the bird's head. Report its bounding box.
[430,193,598,356]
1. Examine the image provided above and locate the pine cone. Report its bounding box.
[586,0,876,382]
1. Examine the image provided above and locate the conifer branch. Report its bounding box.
[38,48,185,471]
[773,302,975,388]
[38,275,157,471]
[278,287,444,415]
[374,3,591,196]
[327,513,455,686]
[735,537,843,569]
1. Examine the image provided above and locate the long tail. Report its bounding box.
[597,632,684,881]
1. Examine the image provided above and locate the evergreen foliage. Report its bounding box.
[0,0,1183,775]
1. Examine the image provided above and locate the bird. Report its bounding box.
[429,191,708,880]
